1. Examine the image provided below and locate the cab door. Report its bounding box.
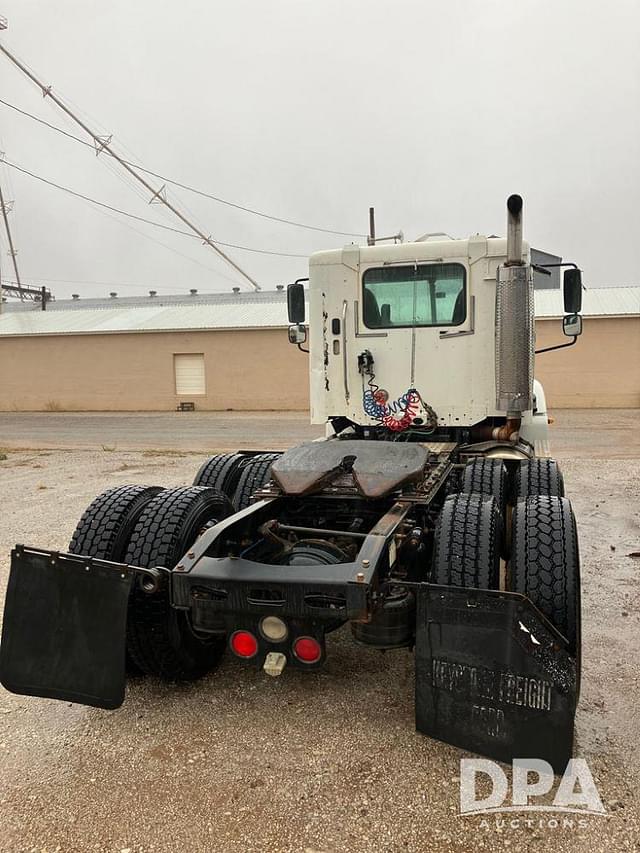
[354,261,474,426]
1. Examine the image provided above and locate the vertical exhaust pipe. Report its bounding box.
[506,194,523,265]
[495,194,533,417]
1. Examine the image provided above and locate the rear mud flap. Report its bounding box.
[0,547,134,709]
[415,585,577,774]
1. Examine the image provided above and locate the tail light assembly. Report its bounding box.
[230,630,258,659]
[292,636,322,664]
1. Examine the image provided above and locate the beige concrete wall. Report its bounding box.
[0,328,310,412]
[0,317,637,411]
[534,316,640,408]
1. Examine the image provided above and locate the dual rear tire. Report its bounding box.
[460,457,564,506]
[70,485,234,682]
[69,484,165,675]
[69,484,163,563]
[434,457,580,652]
[71,451,281,683]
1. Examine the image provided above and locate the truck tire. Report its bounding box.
[192,452,245,499]
[69,484,164,675]
[69,484,164,561]
[514,459,565,500]
[460,458,507,517]
[510,496,580,654]
[232,453,281,511]
[432,493,502,589]
[125,486,234,680]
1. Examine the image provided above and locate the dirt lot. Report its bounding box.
[0,411,639,852]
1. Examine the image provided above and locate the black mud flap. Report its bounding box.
[415,585,577,774]
[0,546,135,709]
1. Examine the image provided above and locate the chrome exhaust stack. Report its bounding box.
[506,193,524,265]
[495,194,534,417]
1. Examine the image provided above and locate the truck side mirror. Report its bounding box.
[288,323,307,345]
[563,313,583,337]
[563,269,582,314]
[287,282,306,323]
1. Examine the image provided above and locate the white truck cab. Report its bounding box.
[309,235,524,427]
[288,195,582,455]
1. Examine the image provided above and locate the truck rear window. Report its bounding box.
[362,263,466,328]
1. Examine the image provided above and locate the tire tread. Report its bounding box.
[461,458,507,516]
[125,486,232,679]
[514,459,565,499]
[69,484,163,560]
[511,495,579,651]
[432,493,502,589]
[193,452,245,497]
[233,453,281,510]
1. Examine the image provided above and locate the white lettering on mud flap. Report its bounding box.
[471,704,505,738]
[432,659,552,713]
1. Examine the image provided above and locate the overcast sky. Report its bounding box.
[0,0,638,299]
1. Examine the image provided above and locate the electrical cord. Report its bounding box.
[361,370,437,433]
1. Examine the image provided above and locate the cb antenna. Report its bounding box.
[0,33,261,291]
[366,206,403,246]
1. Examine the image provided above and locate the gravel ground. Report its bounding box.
[0,418,639,852]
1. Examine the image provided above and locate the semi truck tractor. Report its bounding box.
[0,195,584,772]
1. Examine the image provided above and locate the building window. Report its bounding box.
[174,353,206,395]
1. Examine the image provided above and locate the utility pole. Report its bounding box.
[0,181,22,298]
[0,37,261,291]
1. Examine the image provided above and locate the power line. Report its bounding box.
[0,95,365,239]
[64,181,263,288]
[0,42,262,291]
[2,157,307,258]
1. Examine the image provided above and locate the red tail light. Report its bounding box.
[230,630,258,658]
[293,636,322,664]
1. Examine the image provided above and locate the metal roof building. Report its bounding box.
[0,286,637,337]
[535,285,640,318]
[0,290,295,337]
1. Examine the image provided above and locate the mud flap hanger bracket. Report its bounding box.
[10,545,169,586]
